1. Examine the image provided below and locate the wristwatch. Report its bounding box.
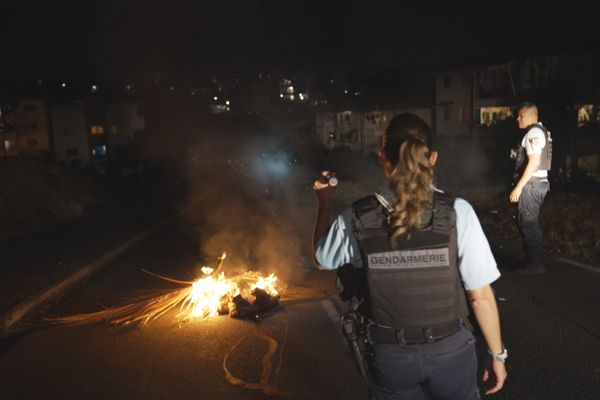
[488,348,508,362]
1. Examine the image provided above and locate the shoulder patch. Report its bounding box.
[529,136,539,146]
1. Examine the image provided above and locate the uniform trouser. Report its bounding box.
[367,327,480,400]
[518,179,549,264]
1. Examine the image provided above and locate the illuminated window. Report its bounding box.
[90,125,105,135]
[577,105,593,127]
[479,107,512,126]
[92,145,107,156]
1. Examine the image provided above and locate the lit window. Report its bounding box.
[92,145,107,156]
[90,125,105,135]
[577,105,593,127]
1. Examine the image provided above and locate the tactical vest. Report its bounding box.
[351,192,469,331]
[514,123,553,177]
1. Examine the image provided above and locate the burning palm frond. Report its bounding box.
[47,252,281,327]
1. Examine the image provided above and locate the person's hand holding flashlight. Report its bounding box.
[313,171,337,206]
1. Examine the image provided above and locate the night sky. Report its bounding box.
[2,1,598,81]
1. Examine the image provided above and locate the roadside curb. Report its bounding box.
[1,207,190,338]
[489,238,598,273]
[556,258,600,274]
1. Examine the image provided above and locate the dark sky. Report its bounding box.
[2,1,598,81]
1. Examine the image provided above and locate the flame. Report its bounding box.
[249,273,279,297]
[47,252,281,327]
[187,273,238,318]
[180,257,280,320]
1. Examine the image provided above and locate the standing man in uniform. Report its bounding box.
[510,102,552,274]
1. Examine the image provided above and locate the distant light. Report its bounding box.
[279,94,284,98]
[37,79,43,85]
[226,107,231,112]
[213,96,218,101]
[299,93,304,100]
[330,79,334,84]
[344,89,348,94]
[169,86,175,91]
[91,85,98,92]
[225,100,230,105]
[125,84,132,91]
[354,91,361,96]
[61,82,67,88]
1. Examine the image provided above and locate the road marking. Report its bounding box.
[222,324,293,397]
[557,258,600,274]
[279,296,329,306]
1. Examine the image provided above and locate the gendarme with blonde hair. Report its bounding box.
[312,113,508,400]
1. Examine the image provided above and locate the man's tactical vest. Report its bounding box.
[351,192,469,333]
[513,123,553,178]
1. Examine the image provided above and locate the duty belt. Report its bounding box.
[368,319,464,345]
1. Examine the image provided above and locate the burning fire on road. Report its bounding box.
[48,252,282,327]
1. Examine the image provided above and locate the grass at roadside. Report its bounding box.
[475,190,600,267]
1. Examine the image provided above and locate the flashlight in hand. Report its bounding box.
[325,172,338,187]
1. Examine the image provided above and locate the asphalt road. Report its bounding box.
[2,153,600,399]
[0,221,369,400]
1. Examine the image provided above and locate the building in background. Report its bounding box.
[51,101,145,168]
[51,103,90,165]
[0,99,51,158]
[316,107,433,154]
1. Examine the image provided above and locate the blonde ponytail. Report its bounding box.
[381,114,435,245]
